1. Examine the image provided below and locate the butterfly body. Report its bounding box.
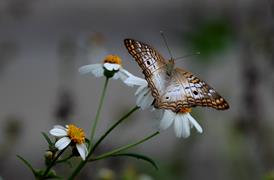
[124,39,229,112]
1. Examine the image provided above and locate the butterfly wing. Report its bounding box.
[156,68,230,111]
[124,39,170,98]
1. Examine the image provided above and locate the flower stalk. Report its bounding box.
[89,77,109,149]
[90,106,140,153]
[89,131,160,162]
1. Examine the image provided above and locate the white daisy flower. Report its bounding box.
[49,124,88,160]
[159,108,203,138]
[79,55,144,87]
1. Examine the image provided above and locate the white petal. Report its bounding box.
[79,64,99,74]
[93,67,105,77]
[103,63,120,71]
[79,64,104,77]
[117,68,132,82]
[76,143,88,160]
[174,115,183,137]
[136,88,154,110]
[53,125,67,131]
[50,127,67,137]
[55,137,71,150]
[113,70,129,82]
[160,110,175,130]
[124,73,148,87]
[139,94,154,110]
[187,113,203,133]
[136,87,150,106]
[180,115,191,138]
[135,85,148,96]
[113,68,132,81]
[112,72,120,80]
[112,64,120,70]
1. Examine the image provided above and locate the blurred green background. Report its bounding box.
[1,0,274,179]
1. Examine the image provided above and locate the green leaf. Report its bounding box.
[109,153,158,170]
[41,132,53,146]
[17,155,37,176]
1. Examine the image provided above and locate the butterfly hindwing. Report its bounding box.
[156,68,229,111]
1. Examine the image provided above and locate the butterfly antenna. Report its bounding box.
[160,31,174,59]
[174,52,201,61]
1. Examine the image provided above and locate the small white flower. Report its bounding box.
[49,124,88,160]
[159,109,203,138]
[79,55,122,79]
[79,55,146,87]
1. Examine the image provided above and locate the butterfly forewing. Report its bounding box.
[124,39,169,97]
[124,39,229,112]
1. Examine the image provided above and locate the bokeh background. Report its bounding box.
[1,0,274,179]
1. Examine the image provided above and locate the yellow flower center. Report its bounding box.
[67,124,85,144]
[103,55,122,65]
[178,108,192,113]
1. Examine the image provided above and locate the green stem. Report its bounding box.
[68,106,139,180]
[90,131,159,162]
[90,106,139,154]
[89,77,109,149]
[68,160,86,180]
[42,147,67,178]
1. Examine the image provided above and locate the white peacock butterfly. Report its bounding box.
[124,39,229,112]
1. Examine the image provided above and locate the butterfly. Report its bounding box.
[124,39,229,113]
